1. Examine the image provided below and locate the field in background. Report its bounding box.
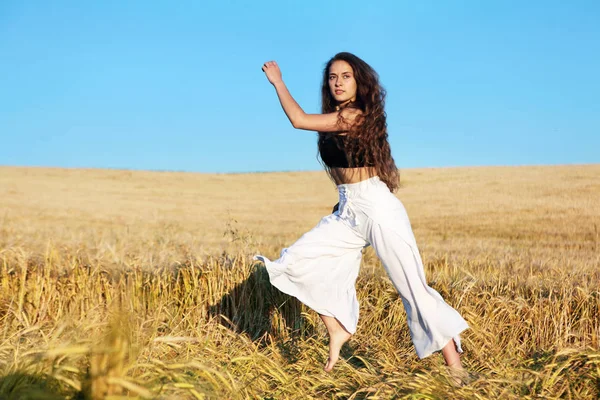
[0,165,599,399]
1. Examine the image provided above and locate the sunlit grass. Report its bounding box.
[0,165,598,398]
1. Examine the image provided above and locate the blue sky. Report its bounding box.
[1,1,598,173]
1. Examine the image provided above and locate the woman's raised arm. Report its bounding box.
[262,61,361,133]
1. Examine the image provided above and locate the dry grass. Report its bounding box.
[0,164,599,399]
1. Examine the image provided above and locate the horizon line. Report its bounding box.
[1,162,598,176]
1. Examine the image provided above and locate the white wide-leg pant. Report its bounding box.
[255,176,468,359]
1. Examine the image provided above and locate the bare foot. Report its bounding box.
[441,338,471,386]
[447,366,474,387]
[324,328,352,372]
[319,315,352,372]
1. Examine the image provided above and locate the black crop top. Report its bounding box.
[319,134,373,168]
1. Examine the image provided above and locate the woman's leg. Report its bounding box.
[319,314,352,372]
[363,217,469,361]
[255,213,367,371]
[442,339,474,386]
[442,339,463,369]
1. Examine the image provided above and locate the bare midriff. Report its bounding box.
[329,166,378,186]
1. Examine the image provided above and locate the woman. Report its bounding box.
[255,52,469,376]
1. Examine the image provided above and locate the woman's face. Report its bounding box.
[328,60,357,106]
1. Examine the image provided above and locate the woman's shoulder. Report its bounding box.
[338,107,363,129]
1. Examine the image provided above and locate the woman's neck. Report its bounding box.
[335,99,356,110]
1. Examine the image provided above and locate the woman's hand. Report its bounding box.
[262,61,283,85]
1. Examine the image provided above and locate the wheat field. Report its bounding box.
[0,164,599,399]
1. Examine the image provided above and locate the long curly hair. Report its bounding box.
[317,52,399,192]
